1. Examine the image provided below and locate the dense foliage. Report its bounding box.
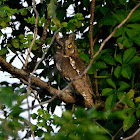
[0,0,140,139]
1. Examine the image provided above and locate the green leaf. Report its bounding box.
[100,13,115,25]
[125,28,140,38]
[52,17,60,26]
[129,56,140,65]
[123,47,136,64]
[102,88,114,96]
[128,9,140,22]
[117,91,125,101]
[79,53,90,63]
[0,48,7,55]
[0,87,13,107]
[117,91,135,108]
[19,34,24,39]
[88,64,96,74]
[106,79,116,89]
[114,66,122,78]
[19,8,27,16]
[101,55,116,66]
[119,0,126,4]
[124,97,135,108]
[136,109,140,118]
[48,0,57,18]
[123,114,136,131]
[115,54,122,64]
[122,108,134,114]
[61,22,68,27]
[36,129,44,137]
[32,113,38,119]
[27,34,33,40]
[113,9,127,23]
[117,42,124,49]
[117,36,126,49]
[118,81,130,91]
[121,65,132,79]
[83,0,89,8]
[106,94,116,110]
[123,38,133,48]
[24,16,35,24]
[12,39,19,48]
[133,36,140,46]
[135,96,140,102]
[127,89,134,99]
[20,38,27,43]
[114,27,123,37]
[95,61,107,69]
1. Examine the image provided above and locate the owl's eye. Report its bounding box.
[57,46,61,49]
[67,44,72,49]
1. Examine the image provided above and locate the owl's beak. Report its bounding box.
[64,47,67,55]
[64,50,66,55]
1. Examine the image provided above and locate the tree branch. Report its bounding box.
[0,56,76,104]
[89,0,96,54]
[24,0,39,69]
[112,126,123,140]
[123,128,140,140]
[89,0,101,98]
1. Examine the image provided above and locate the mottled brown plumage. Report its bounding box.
[54,34,94,107]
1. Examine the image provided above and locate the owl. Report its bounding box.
[54,34,94,107]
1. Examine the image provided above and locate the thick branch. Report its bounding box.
[0,56,75,104]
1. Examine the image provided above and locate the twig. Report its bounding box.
[112,126,123,140]
[95,122,113,137]
[123,128,140,140]
[15,52,24,65]
[94,72,100,97]
[92,24,103,98]
[26,95,35,139]
[92,24,103,48]
[89,0,96,54]
[21,78,43,108]
[25,2,140,110]
[112,94,126,111]
[24,0,39,69]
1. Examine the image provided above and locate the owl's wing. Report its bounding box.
[69,55,94,107]
[54,53,94,107]
[72,74,94,107]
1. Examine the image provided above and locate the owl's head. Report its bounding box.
[54,33,77,56]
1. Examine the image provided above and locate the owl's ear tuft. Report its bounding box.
[69,33,75,41]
